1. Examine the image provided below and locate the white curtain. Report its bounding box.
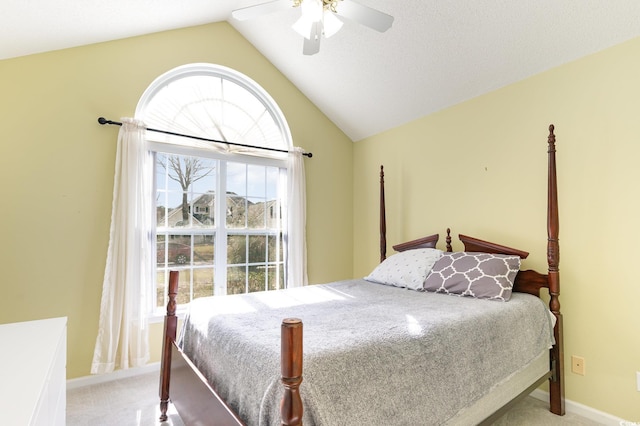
[91,118,153,374]
[285,147,308,288]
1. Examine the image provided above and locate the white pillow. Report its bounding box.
[364,248,444,291]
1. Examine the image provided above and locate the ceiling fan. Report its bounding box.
[232,0,394,55]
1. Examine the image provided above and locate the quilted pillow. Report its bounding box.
[423,252,520,301]
[365,248,444,291]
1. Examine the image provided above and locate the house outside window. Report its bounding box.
[136,63,294,314]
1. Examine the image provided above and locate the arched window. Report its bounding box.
[137,63,292,151]
[136,64,303,313]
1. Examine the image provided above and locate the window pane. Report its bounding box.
[227,162,247,229]
[249,235,267,263]
[173,192,192,227]
[156,192,169,228]
[247,164,266,198]
[268,234,282,262]
[193,268,214,299]
[157,269,194,306]
[190,192,215,228]
[156,235,166,266]
[156,153,168,189]
[267,265,284,291]
[248,198,266,229]
[157,235,192,266]
[177,270,192,305]
[225,80,266,120]
[156,154,216,229]
[191,158,217,193]
[248,265,266,293]
[266,202,280,229]
[227,235,247,264]
[193,235,214,265]
[226,194,247,228]
[227,162,247,196]
[227,266,246,295]
[266,167,279,200]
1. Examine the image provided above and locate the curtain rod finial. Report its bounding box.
[98,117,108,125]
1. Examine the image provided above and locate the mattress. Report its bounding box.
[179,279,555,425]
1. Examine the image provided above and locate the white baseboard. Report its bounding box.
[530,389,628,426]
[66,362,161,390]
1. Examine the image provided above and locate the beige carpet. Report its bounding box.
[67,372,184,426]
[67,371,601,425]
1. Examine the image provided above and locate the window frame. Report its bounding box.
[136,63,294,320]
[151,143,287,318]
[136,63,292,151]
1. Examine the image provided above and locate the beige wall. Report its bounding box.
[0,23,354,378]
[2,18,638,421]
[353,37,640,420]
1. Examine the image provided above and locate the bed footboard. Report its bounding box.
[159,271,304,425]
[169,341,244,425]
[159,270,244,424]
[281,318,304,425]
[159,271,179,422]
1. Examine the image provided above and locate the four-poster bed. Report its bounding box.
[159,124,565,424]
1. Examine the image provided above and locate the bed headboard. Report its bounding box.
[378,125,560,301]
[387,228,548,298]
[376,124,564,415]
[458,233,529,259]
[453,230,548,297]
[391,234,439,253]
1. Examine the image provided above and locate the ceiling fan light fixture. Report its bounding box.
[292,0,344,40]
[303,0,324,20]
[233,0,392,55]
[292,16,314,39]
[322,10,343,38]
[292,0,324,39]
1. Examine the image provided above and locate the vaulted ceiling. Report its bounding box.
[3,1,640,141]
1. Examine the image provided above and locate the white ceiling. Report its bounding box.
[3,1,640,141]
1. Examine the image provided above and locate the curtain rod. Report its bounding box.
[97,117,313,158]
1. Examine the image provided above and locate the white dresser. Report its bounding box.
[0,317,67,425]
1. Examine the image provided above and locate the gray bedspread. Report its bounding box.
[179,279,554,425]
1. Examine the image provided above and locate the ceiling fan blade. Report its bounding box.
[232,0,292,21]
[336,0,394,32]
[302,21,321,55]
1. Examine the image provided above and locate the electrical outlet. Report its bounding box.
[571,355,585,376]
[636,371,640,392]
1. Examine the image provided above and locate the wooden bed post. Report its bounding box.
[281,318,303,426]
[380,165,387,262]
[547,125,565,415]
[159,270,179,422]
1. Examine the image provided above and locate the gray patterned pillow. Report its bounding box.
[365,248,443,291]
[423,252,520,301]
